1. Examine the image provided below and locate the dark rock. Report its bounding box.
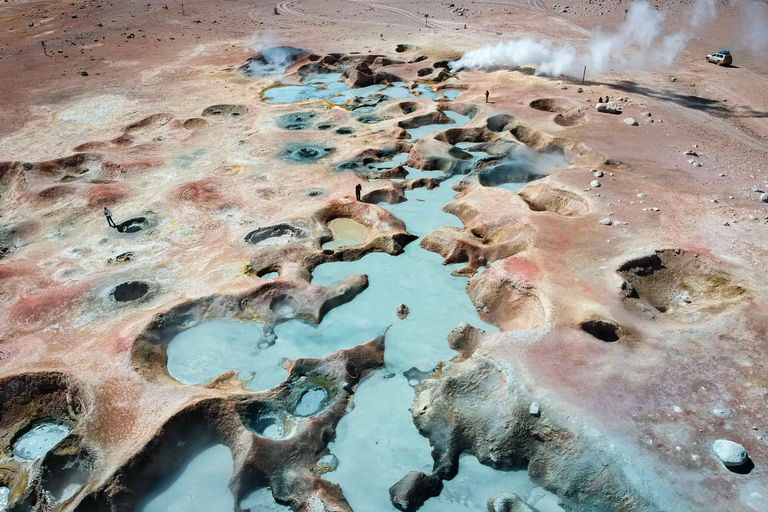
[389,472,443,512]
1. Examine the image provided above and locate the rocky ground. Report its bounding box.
[1,0,767,511]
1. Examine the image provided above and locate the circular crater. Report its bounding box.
[202,104,248,117]
[279,144,334,163]
[305,187,326,198]
[111,281,151,303]
[292,385,330,417]
[240,403,295,440]
[244,223,307,246]
[617,250,747,322]
[12,422,71,462]
[116,216,150,234]
[269,295,299,319]
[581,319,623,342]
[278,112,318,130]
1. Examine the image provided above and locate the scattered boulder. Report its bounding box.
[417,67,433,77]
[396,304,410,319]
[624,117,638,126]
[557,84,568,90]
[389,472,443,512]
[761,194,768,203]
[590,180,601,188]
[593,170,604,178]
[487,493,540,512]
[529,402,540,416]
[599,218,613,226]
[595,102,622,114]
[713,439,749,467]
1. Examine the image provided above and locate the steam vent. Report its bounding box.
[1,0,768,511]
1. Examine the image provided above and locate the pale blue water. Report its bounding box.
[12,422,70,462]
[160,75,564,510]
[240,487,290,511]
[0,487,8,511]
[139,445,234,512]
[443,89,463,101]
[406,111,471,140]
[262,75,443,105]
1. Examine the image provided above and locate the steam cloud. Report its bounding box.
[450,0,718,77]
[730,0,768,52]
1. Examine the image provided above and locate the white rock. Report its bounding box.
[599,218,613,225]
[687,159,695,164]
[761,194,768,203]
[637,193,646,198]
[595,102,622,114]
[594,170,604,178]
[590,180,601,188]
[557,84,568,90]
[713,439,748,467]
[529,402,540,416]
[693,162,702,167]
[624,117,638,126]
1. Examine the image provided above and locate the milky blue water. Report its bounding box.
[12,422,70,462]
[443,89,463,101]
[262,74,444,105]
[161,73,564,510]
[139,445,235,512]
[406,110,471,140]
[0,487,9,511]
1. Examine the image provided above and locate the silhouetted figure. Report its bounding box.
[598,96,603,103]
[104,207,116,228]
[604,95,609,102]
[485,90,489,103]
[355,184,362,202]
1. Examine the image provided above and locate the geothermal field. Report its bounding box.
[1,0,768,511]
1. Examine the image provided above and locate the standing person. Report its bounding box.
[605,95,609,102]
[355,183,362,202]
[598,96,603,103]
[485,90,490,103]
[104,206,116,228]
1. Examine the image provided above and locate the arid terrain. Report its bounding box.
[1,0,767,511]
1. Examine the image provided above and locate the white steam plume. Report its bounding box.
[730,0,768,52]
[451,0,716,77]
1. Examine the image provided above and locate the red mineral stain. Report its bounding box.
[8,283,89,328]
[87,183,129,207]
[174,180,221,203]
[501,256,541,282]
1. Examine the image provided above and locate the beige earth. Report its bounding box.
[1,0,767,511]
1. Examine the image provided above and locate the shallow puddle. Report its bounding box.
[13,422,70,462]
[321,218,368,249]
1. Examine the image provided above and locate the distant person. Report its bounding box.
[485,90,489,103]
[104,207,116,228]
[605,95,609,102]
[355,184,362,202]
[598,96,603,103]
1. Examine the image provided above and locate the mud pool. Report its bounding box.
[12,422,71,462]
[321,218,369,249]
[262,73,443,105]
[157,66,569,511]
